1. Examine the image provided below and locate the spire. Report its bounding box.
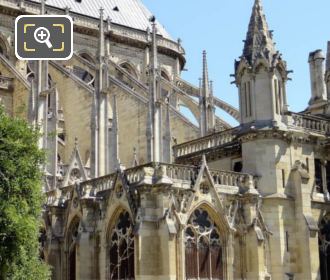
[202,50,210,98]
[147,16,161,162]
[199,51,215,137]
[243,0,276,65]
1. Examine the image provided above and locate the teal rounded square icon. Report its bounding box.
[15,15,73,60]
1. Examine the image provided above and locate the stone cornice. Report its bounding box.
[237,129,318,145]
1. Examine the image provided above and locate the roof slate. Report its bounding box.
[31,0,171,39]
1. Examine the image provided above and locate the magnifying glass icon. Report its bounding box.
[34,27,53,49]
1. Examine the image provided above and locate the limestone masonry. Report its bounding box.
[0,0,329,279]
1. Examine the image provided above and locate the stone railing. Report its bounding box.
[80,162,254,192]
[0,75,13,90]
[125,163,197,184]
[46,162,256,205]
[210,169,252,188]
[174,128,238,158]
[80,173,117,197]
[289,113,330,135]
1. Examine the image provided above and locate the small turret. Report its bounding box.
[235,0,288,126]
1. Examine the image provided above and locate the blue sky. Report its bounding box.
[143,0,330,125]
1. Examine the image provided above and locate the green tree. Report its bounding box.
[0,107,50,279]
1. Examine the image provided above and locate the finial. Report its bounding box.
[254,0,262,7]
[64,6,71,15]
[149,15,157,34]
[74,137,78,147]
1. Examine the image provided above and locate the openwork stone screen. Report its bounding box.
[109,211,135,280]
[185,208,223,280]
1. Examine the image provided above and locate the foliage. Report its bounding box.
[0,107,50,279]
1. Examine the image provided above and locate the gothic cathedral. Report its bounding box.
[0,0,329,279]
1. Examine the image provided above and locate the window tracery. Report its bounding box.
[109,211,135,280]
[185,208,223,280]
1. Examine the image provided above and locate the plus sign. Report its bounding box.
[37,30,47,40]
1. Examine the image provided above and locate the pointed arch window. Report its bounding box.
[319,214,330,279]
[185,208,224,280]
[67,219,79,280]
[119,62,138,79]
[109,211,135,280]
[73,66,95,86]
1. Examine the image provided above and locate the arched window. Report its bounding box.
[119,62,138,79]
[319,214,330,279]
[161,70,171,81]
[73,66,95,86]
[67,219,79,280]
[79,52,95,64]
[185,208,223,280]
[109,211,134,280]
[0,38,8,57]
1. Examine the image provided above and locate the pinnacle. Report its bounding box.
[202,50,210,98]
[242,0,276,65]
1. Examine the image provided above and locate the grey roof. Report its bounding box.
[31,0,171,39]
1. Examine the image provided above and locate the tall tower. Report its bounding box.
[199,51,215,136]
[235,0,288,126]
